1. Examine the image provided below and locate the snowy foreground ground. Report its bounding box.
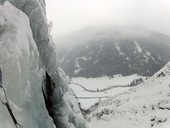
[69,63,170,128]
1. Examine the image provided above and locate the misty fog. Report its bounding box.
[46,0,170,47]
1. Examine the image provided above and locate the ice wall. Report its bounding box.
[0,0,87,128]
[0,2,55,128]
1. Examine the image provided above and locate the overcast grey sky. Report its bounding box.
[46,0,170,37]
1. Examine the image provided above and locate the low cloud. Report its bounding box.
[46,0,170,39]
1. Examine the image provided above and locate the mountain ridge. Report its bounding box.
[60,27,170,77]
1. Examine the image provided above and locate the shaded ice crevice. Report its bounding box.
[0,87,22,128]
[0,70,22,128]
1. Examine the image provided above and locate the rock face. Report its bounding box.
[60,27,170,77]
[0,1,87,128]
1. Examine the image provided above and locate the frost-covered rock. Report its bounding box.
[0,0,87,128]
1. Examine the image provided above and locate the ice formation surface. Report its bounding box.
[0,0,87,128]
[0,2,54,128]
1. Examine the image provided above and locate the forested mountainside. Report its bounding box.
[60,27,170,77]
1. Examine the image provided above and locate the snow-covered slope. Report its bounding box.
[87,62,170,128]
[0,1,87,128]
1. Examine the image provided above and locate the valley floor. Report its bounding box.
[69,74,146,109]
